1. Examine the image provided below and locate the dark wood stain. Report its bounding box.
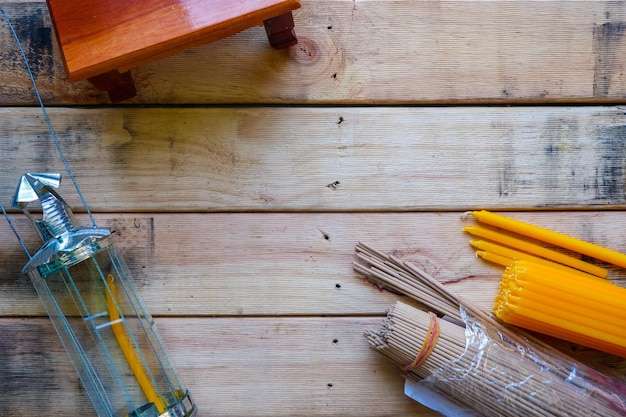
[105,216,156,287]
[495,128,519,198]
[540,115,580,194]
[592,21,626,97]
[2,5,54,78]
[0,320,59,414]
[593,124,626,202]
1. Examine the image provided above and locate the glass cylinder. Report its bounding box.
[13,173,197,417]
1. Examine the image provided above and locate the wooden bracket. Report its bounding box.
[264,12,298,49]
[88,70,137,102]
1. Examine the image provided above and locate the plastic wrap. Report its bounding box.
[356,242,626,417]
[406,302,626,417]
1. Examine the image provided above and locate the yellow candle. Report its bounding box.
[499,300,626,348]
[510,302,625,345]
[464,225,607,278]
[471,210,626,269]
[475,250,512,268]
[470,240,599,280]
[497,311,626,357]
[494,260,626,358]
[510,262,621,300]
[506,270,625,311]
[106,275,165,412]
[501,279,626,331]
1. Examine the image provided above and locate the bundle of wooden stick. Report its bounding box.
[355,242,626,417]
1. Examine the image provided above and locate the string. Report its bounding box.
[0,203,31,258]
[0,7,97,228]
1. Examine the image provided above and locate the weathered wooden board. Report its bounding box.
[0,316,439,417]
[4,211,626,317]
[3,317,625,416]
[2,1,626,104]
[1,106,626,212]
[3,1,626,416]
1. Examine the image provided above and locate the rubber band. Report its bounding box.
[401,312,441,372]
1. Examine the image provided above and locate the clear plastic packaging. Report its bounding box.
[357,241,626,417]
[387,301,626,417]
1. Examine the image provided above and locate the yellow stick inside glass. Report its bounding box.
[13,173,197,417]
[107,275,165,413]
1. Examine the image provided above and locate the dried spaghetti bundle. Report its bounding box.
[356,242,626,417]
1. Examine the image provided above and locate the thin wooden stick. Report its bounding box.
[356,243,626,417]
[369,301,622,417]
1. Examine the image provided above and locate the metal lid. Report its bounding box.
[12,173,111,274]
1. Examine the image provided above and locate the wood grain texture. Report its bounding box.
[46,0,301,80]
[3,1,626,416]
[3,212,626,317]
[2,0,626,104]
[0,317,438,417]
[1,106,626,212]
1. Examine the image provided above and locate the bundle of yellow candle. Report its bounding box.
[495,260,626,357]
[465,210,626,358]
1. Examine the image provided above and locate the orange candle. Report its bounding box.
[471,210,626,269]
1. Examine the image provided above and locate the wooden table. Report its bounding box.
[2,1,626,416]
[45,0,301,101]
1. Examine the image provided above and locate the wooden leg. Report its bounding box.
[263,12,298,50]
[88,70,137,102]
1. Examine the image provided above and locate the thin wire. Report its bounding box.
[0,7,97,228]
[0,203,31,258]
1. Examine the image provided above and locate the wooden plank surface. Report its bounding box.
[3,316,625,417]
[3,211,626,317]
[2,0,626,416]
[2,1,626,104]
[0,317,438,417]
[1,106,626,212]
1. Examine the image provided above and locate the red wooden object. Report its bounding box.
[45,0,301,101]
